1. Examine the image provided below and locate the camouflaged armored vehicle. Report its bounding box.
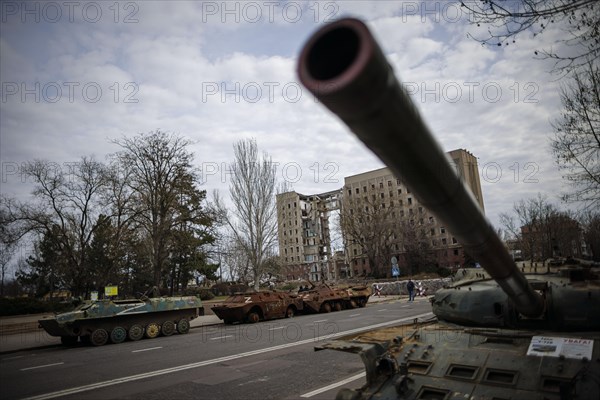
[39,296,203,346]
[298,18,600,399]
[300,282,371,313]
[211,291,304,324]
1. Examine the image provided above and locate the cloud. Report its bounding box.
[0,0,579,234]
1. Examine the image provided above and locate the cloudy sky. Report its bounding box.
[1,1,573,234]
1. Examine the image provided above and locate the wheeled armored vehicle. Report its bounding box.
[211,291,304,324]
[38,296,204,346]
[300,283,371,313]
[297,17,600,399]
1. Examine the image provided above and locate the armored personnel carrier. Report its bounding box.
[300,282,371,313]
[38,296,203,346]
[211,291,304,324]
[297,18,600,399]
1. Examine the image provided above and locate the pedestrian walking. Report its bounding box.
[374,284,382,297]
[407,279,415,302]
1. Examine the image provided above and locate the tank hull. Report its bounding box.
[320,320,600,400]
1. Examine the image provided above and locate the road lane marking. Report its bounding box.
[131,347,162,353]
[210,335,233,341]
[300,372,366,398]
[20,362,64,371]
[312,319,328,323]
[377,309,388,312]
[349,314,361,317]
[22,312,433,400]
[2,355,25,361]
[268,327,285,331]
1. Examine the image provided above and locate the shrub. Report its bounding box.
[183,287,215,300]
[0,297,75,316]
[210,283,249,296]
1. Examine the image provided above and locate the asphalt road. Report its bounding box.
[0,299,433,400]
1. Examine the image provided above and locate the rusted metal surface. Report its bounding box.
[211,285,371,323]
[38,296,203,346]
[300,284,371,313]
[211,291,304,324]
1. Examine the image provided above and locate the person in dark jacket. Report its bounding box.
[407,279,415,302]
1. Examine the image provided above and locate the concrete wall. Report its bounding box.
[372,278,451,296]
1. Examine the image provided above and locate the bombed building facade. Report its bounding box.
[277,149,484,279]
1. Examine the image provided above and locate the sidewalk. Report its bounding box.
[0,295,404,354]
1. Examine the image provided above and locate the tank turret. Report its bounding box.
[297,18,600,399]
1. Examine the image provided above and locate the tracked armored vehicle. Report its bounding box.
[38,296,203,346]
[211,291,304,324]
[300,283,371,313]
[297,18,600,399]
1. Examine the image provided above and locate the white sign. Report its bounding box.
[527,336,594,360]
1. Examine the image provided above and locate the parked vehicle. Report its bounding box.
[211,291,303,324]
[38,296,203,346]
[300,283,371,313]
[212,283,372,324]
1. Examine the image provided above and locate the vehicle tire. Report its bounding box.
[110,326,127,344]
[334,302,343,312]
[320,302,332,313]
[90,328,109,346]
[145,322,161,339]
[349,300,358,309]
[247,311,260,323]
[61,336,78,346]
[128,324,144,341]
[285,306,295,318]
[358,298,367,308]
[161,321,175,336]
[177,319,190,334]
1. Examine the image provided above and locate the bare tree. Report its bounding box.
[112,130,209,289]
[215,139,278,290]
[500,194,583,261]
[580,211,600,261]
[551,63,600,208]
[339,187,396,278]
[461,0,599,74]
[3,157,109,295]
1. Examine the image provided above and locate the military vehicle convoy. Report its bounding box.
[297,18,600,399]
[38,296,204,346]
[211,284,372,324]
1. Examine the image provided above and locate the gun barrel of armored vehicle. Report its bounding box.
[297,18,544,318]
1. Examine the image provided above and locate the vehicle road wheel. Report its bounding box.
[285,306,295,318]
[110,326,127,344]
[358,298,367,308]
[247,311,260,323]
[177,319,190,334]
[90,328,109,346]
[61,336,78,346]
[145,322,161,339]
[349,300,358,309]
[128,324,144,341]
[320,302,332,313]
[161,321,175,336]
[334,302,343,312]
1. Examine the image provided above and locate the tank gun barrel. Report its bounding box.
[297,18,544,318]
